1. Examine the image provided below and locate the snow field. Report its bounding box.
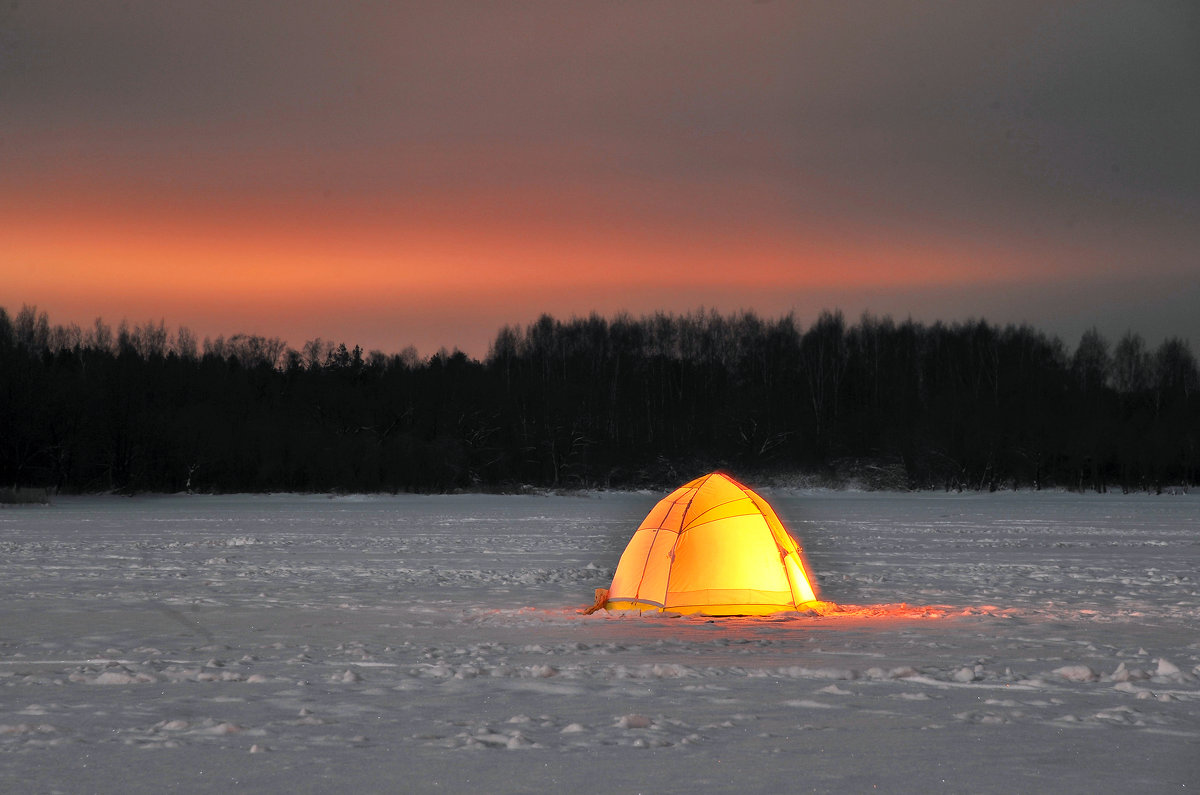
[1,491,1198,793]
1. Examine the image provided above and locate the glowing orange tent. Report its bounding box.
[597,472,819,615]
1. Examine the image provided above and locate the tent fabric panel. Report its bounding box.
[606,527,661,603]
[669,603,803,616]
[626,528,679,606]
[681,496,760,533]
[666,515,791,596]
[610,601,802,616]
[783,553,818,604]
[691,473,748,510]
[637,499,674,532]
[744,491,796,548]
[744,487,819,600]
[660,499,694,532]
[637,484,694,531]
[666,588,796,605]
[665,483,695,500]
[603,598,666,611]
[664,588,798,612]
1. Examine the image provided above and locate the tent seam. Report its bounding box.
[659,475,707,605]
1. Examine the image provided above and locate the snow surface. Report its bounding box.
[1,490,1198,793]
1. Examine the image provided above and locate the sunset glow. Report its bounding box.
[4,1,1197,355]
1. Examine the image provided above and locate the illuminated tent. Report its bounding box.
[596,472,819,616]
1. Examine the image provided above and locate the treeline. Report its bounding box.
[1,304,1196,494]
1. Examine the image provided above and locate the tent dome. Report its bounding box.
[602,472,819,616]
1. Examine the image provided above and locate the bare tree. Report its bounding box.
[15,305,50,352]
[174,326,198,359]
[1071,328,1112,392]
[85,318,114,353]
[1112,331,1151,394]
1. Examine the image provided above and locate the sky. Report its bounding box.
[2,1,1198,358]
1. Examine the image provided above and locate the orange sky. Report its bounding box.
[1,182,1095,356]
[3,2,1198,356]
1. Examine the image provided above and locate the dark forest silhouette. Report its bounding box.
[1,304,1196,495]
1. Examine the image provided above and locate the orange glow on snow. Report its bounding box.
[582,601,1019,623]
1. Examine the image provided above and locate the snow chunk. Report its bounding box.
[470,731,511,748]
[197,722,243,735]
[505,733,534,749]
[616,714,654,729]
[1113,681,1153,697]
[1053,665,1098,682]
[1155,658,1181,676]
[952,666,980,683]
[864,666,920,680]
[1107,662,1149,682]
[1152,658,1186,682]
[776,666,856,680]
[155,720,190,732]
[89,670,157,685]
